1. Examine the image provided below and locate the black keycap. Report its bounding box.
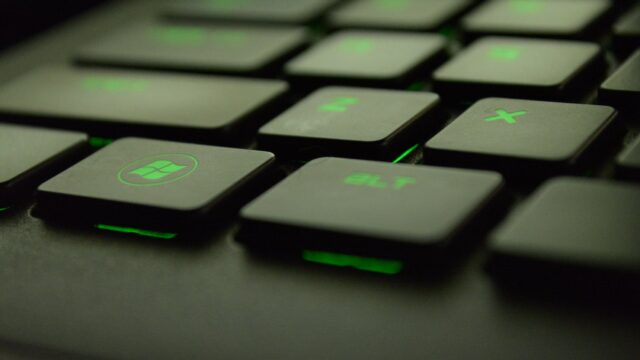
[238,157,503,260]
[616,136,640,181]
[285,30,447,88]
[432,37,604,101]
[599,49,640,115]
[489,178,640,292]
[76,21,307,75]
[0,124,87,207]
[613,4,640,55]
[0,65,287,144]
[328,0,472,31]
[36,138,275,232]
[461,0,612,39]
[164,0,335,24]
[258,87,441,161]
[424,98,617,180]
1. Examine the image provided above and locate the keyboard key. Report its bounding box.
[613,4,640,55]
[489,178,640,291]
[238,157,503,260]
[0,65,287,143]
[285,30,447,88]
[433,37,604,101]
[258,87,441,161]
[76,21,307,75]
[36,138,275,232]
[461,0,612,39]
[616,136,640,181]
[328,0,473,31]
[599,49,640,115]
[424,98,617,180]
[164,0,335,24]
[0,124,87,207]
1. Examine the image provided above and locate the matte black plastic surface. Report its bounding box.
[424,98,617,179]
[462,0,612,39]
[77,21,307,74]
[285,30,446,87]
[37,137,275,230]
[0,124,87,206]
[258,86,441,160]
[433,37,603,100]
[239,157,503,256]
[329,0,472,30]
[0,65,287,142]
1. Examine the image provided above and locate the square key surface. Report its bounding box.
[462,0,611,38]
[425,98,615,177]
[164,0,335,24]
[239,158,503,255]
[258,86,440,160]
[0,124,87,205]
[37,138,275,229]
[329,0,472,31]
[77,21,307,74]
[432,37,602,100]
[0,65,287,142]
[285,30,446,86]
[490,178,640,277]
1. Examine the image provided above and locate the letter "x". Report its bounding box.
[484,109,527,124]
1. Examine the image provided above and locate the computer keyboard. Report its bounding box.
[0,1,638,359]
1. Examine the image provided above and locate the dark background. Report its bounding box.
[0,1,109,54]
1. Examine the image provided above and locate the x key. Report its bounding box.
[484,109,527,124]
[425,98,618,181]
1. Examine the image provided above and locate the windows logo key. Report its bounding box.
[118,154,198,186]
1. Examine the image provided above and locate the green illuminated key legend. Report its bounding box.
[36,138,275,233]
[238,157,503,260]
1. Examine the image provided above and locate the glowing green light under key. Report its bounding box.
[302,250,404,275]
[0,207,10,212]
[95,224,177,239]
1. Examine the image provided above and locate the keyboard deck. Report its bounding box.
[0,1,639,359]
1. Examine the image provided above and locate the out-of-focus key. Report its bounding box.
[77,22,307,75]
[461,0,612,40]
[164,0,336,24]
[285,30,447,88]
[238,157,503,261]
[433,37,604,101]
[329,0,473,31]
[36,138,275,233]
[489,178,640,293]
[424,98,617,180]
[0,65,287,144]
[613,4,640,56]
[258,87,441,161]
[0,124,87,207]
[599,49,640,116]
[616,136,640,181]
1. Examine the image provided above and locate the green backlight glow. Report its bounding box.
[0,207,10,212]
[484,109,527,124]
[318,97,359,112]
[117,154,199,187]
[82,76,147,93]
[489,47,521,60]
[89,137,114,148]
[341,38,374,54]
[510,0,544,13]
[392,143,419,163]
[95,224,177,239]
[344,172,416,190]
[154,26,206,45]
[302,250,404,275]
